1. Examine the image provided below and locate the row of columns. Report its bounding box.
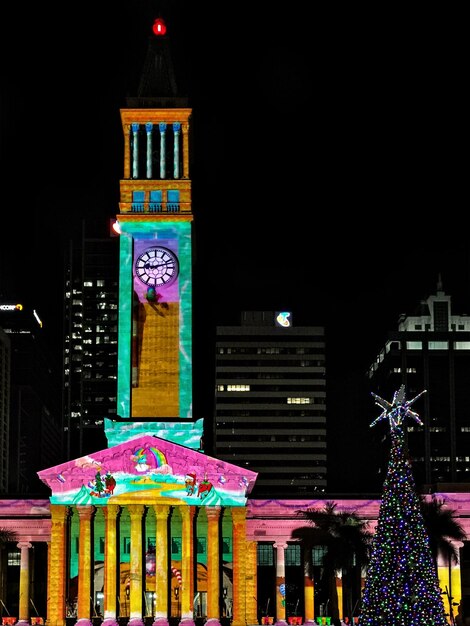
[12,517,321,626]
[45,504,254,626]
[129,122,188,180]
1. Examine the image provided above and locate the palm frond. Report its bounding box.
[0,527,17,543]
[293,501,373,620]
[420,495,467,565]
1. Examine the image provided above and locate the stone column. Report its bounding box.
[173,123,181,179]
[336,576,343,623]
[123,125,131,179]
[153,504,170,626]
[231,508,247,626]
[102,504,120,626]
[274,543,287,626]
[159,123,167,179]
[131,123,140,179]
[47,505,68,626]
[76,505,95,626]
[245,541,258,625]
[16,541,32,626]
[303,561,315,624]
[182,123,190,179]
[128,504,145,626]
[146,122,153,179]
[180,506,196,626]
[206,506,221,626]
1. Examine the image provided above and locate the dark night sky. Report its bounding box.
[1,2,468,488]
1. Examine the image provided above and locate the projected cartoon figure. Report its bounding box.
[197,473,213,500]
[105,472,116,494]
[130,446,169,474]
[185,472,197,495]
[133,450,150,472]
[88,470,116,498]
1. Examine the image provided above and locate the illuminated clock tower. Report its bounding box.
[105,17,202,449]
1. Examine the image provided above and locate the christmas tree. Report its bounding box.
[359,386,448,626]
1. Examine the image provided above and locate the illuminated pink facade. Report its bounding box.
[1,491,469,625]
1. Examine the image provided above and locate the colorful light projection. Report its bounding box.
[114,219,193,435]
[104,417,203,449]
[38,435,257,507]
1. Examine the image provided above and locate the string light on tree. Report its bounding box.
[359,386,448,626]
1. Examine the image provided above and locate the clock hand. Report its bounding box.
[144,261,169,270]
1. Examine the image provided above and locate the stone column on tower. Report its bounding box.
[182,123,190,179]
[173,123,181,178]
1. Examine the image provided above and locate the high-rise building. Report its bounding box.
[213,310,327,497]
[0,303,61,494]
[62,220,120,460]
[0,327,11,493]
[367,277,470,490]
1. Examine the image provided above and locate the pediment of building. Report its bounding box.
[37,435,257,507]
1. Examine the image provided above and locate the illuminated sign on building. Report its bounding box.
[0,303,23,311]
[275,311,292,328]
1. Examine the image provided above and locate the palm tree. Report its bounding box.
[291,501,373,622]
[420,495,466,569]
[419,495,467,621]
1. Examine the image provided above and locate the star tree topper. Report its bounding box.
[370,384,426,430]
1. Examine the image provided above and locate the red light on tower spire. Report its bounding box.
[152,18,167,36]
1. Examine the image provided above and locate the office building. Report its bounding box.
[62,220,120,460]
[0,327,10,492]
[367,278,470,490]
[0,303,61,494]
[214,311,327,497]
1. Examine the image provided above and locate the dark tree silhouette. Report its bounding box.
[0,528,17,544]
[292,501,372,621]
[420,495,466,571]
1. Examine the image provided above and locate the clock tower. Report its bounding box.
[105,17,202,449]
[35,17,258,626]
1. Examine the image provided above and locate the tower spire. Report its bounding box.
[126,15,187,109]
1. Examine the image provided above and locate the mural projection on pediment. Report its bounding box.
[38,435,257,507]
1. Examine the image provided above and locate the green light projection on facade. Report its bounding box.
[107,219,201,449]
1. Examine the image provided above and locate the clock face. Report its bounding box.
[134,246,179,287]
